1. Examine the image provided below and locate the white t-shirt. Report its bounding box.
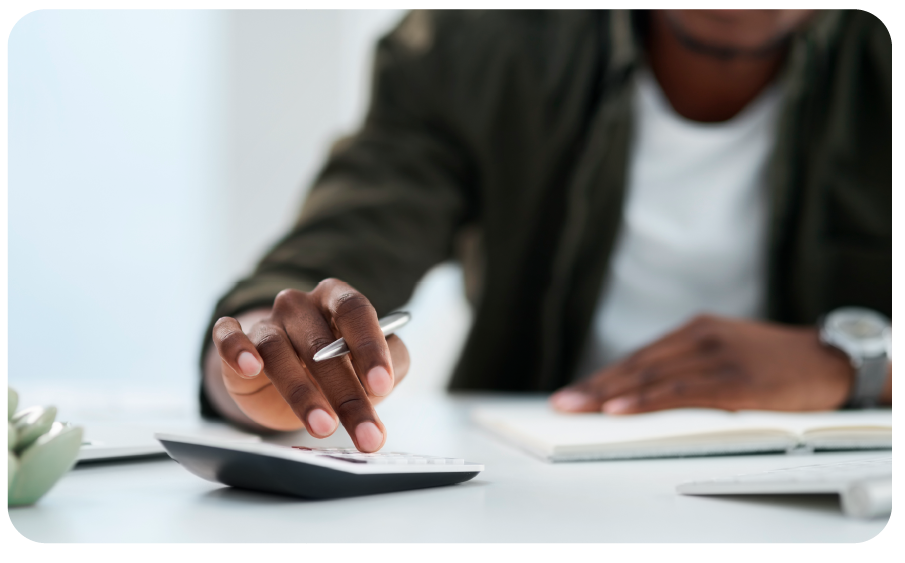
[575,68,782,379]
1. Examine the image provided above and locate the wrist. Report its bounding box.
[821,341,858,409]
[819,307,891,409]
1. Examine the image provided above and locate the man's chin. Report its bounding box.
[661,10,802,60]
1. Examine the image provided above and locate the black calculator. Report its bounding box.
[157,433,483,499]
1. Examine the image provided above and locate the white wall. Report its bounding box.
[214,10,405,286]
[8,10,471,418]
[9,10,231,414]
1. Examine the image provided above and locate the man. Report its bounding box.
[202,10,891,453]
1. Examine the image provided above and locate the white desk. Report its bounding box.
[8,394,891,542]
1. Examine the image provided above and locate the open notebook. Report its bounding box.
[471,402,892,462]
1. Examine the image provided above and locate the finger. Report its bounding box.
[550,352,691,413]
[272,292,386,452]
[602,373,727,415]
[219,360,307,431]
[247,322,340,439]
[551,326,713,413]
[212,317,265,385]
[315,280,395,397]
[370,335,411,407]
[385,335,410,384]
[621,335,708,375]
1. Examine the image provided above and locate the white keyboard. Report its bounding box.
[677,457,892,519]
[290,446,465,465]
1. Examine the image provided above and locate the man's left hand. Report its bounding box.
[550,315,855,414]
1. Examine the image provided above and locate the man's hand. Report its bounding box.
[208,279,410,452]
[550,315,855,414]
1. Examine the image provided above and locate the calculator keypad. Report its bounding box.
[291,446,464,465]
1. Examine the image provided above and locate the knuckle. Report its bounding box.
[696,334,723,354]
[218,330,248,353]
[284,381,316,407]
[638,367,658,384]
[213,316,234,331]
[314,277,344,295]
[333,395,368,420]
[332,292,373,320]
[351,336,383,357]
[273,288,304,309]
[213,317,241,341]
[688,321,722,352]
[255,329,289,360]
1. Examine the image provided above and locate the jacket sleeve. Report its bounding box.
[199,11,477,416]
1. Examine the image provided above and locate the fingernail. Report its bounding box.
[367,366,393,397]
[603,397,635,414]
[355,421,383,452]
[237,351,262,377]
[551,391,590,411]
[306,409,336,437]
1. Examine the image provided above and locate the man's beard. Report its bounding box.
[664,15,795,61]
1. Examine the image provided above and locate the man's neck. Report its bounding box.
[645,11,789,123]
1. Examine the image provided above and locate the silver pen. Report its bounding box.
[312,311,411,362]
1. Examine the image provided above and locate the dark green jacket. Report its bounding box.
[201,10,890,416]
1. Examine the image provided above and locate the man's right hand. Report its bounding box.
[207,278,410,452]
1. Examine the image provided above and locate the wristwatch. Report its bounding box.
[819,307,891,409]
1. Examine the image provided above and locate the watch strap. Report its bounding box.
[846,355,888,409]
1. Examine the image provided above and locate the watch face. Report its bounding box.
[836,316,885,339]
[825,307,891,358]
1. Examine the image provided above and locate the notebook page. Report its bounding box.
[724,410,892,435]
[733,410,893,450]
[471,403,891,458]
[472,404,791,448]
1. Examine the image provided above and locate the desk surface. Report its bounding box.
[8,394,891,543]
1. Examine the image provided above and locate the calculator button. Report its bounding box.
[447,458,465,465]
[407,457,428,465]
[427,458,447,465]
[321,455,366,464]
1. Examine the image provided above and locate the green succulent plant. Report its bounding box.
[8,387,83,506]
